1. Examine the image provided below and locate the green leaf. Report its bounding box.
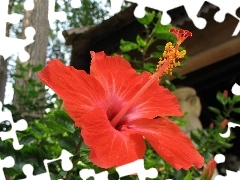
[208,106,221,114]
[155,32,176,42]
[232,108,240,114]
[143,62,156,73]
[14,146,47,175]
[120,39,138,52]
[121,54,132,61]
[183,171,192,180]
[190,131,201,145]
[137,11,155,25]
[174,119,187,126]
[232,95,240,103]
[216,91,225,105]
[150,52,161,58]
[136,35,146,47]
[156,45,165,51]
[59,136,75,151]
[12,84,23,94]
[32,64,43,72]
[153,24,171,34]
[11,73,24,78]
[45,110,75,133]
[163,79,176,91]
[20,134,36,144]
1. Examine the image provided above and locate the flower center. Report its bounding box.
[110,29,192,128]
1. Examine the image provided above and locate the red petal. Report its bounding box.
[124,72,182,121]
[90,52,182,123]
[80,108,146,168]
[38,60,107,126]
[90,51,144,120]
[124,118,204,170]
[89,149,112,168]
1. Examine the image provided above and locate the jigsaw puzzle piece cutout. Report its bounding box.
[0,26,35,62]
[24,0,34,11]
[79,159,158,180]
[0,156,15,180]
[180,0,207,29]
[116,159,158,180]
[125,0,206,29]
[232,7,240,36]
[198,1,240,36]
[48,0,81,24]
[220,122,240,139]
[214,154,240,179]
[206,0,240,22]
[59,149,74,171]
[79,169,109,180]
[20,164,50,180]
[43,149,74,172]
[20,149,73,180]
[232,83,240,96]
[70,0,82,8]
[0,102,28,150]
[205,0,240,36]
[48,0,67,23]
[215,170,240,179]
[110,0,124,15]
[237,7,240,18]
[126,0,184,23]
[0,0,22,37]
[0,0,34,62]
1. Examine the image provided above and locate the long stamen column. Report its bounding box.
[111,29,192,128]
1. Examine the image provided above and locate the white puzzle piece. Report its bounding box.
[0,156,15,180]
[214,154,240,180]
[110,0,240,36]
[20,149,73,180]
[79,169,109,180]
[0,0,35,62]
[0,102,28,150]
[116,159,158,180]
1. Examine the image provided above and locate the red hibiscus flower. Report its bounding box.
[38,29,204,169]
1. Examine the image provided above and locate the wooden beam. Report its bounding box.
[171,36,240,80]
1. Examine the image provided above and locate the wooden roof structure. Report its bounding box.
[63,3,240,76]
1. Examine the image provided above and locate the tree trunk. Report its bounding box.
[0,0,14,103]
[13,0,49,118]
[0,58,8,103]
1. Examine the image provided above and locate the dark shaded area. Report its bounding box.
[172,53,240,174]
[172,53,240,128]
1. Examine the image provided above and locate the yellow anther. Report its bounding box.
[176,50,186,59]
[154,29,192,76]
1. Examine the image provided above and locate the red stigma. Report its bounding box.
[170,28,192,44]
